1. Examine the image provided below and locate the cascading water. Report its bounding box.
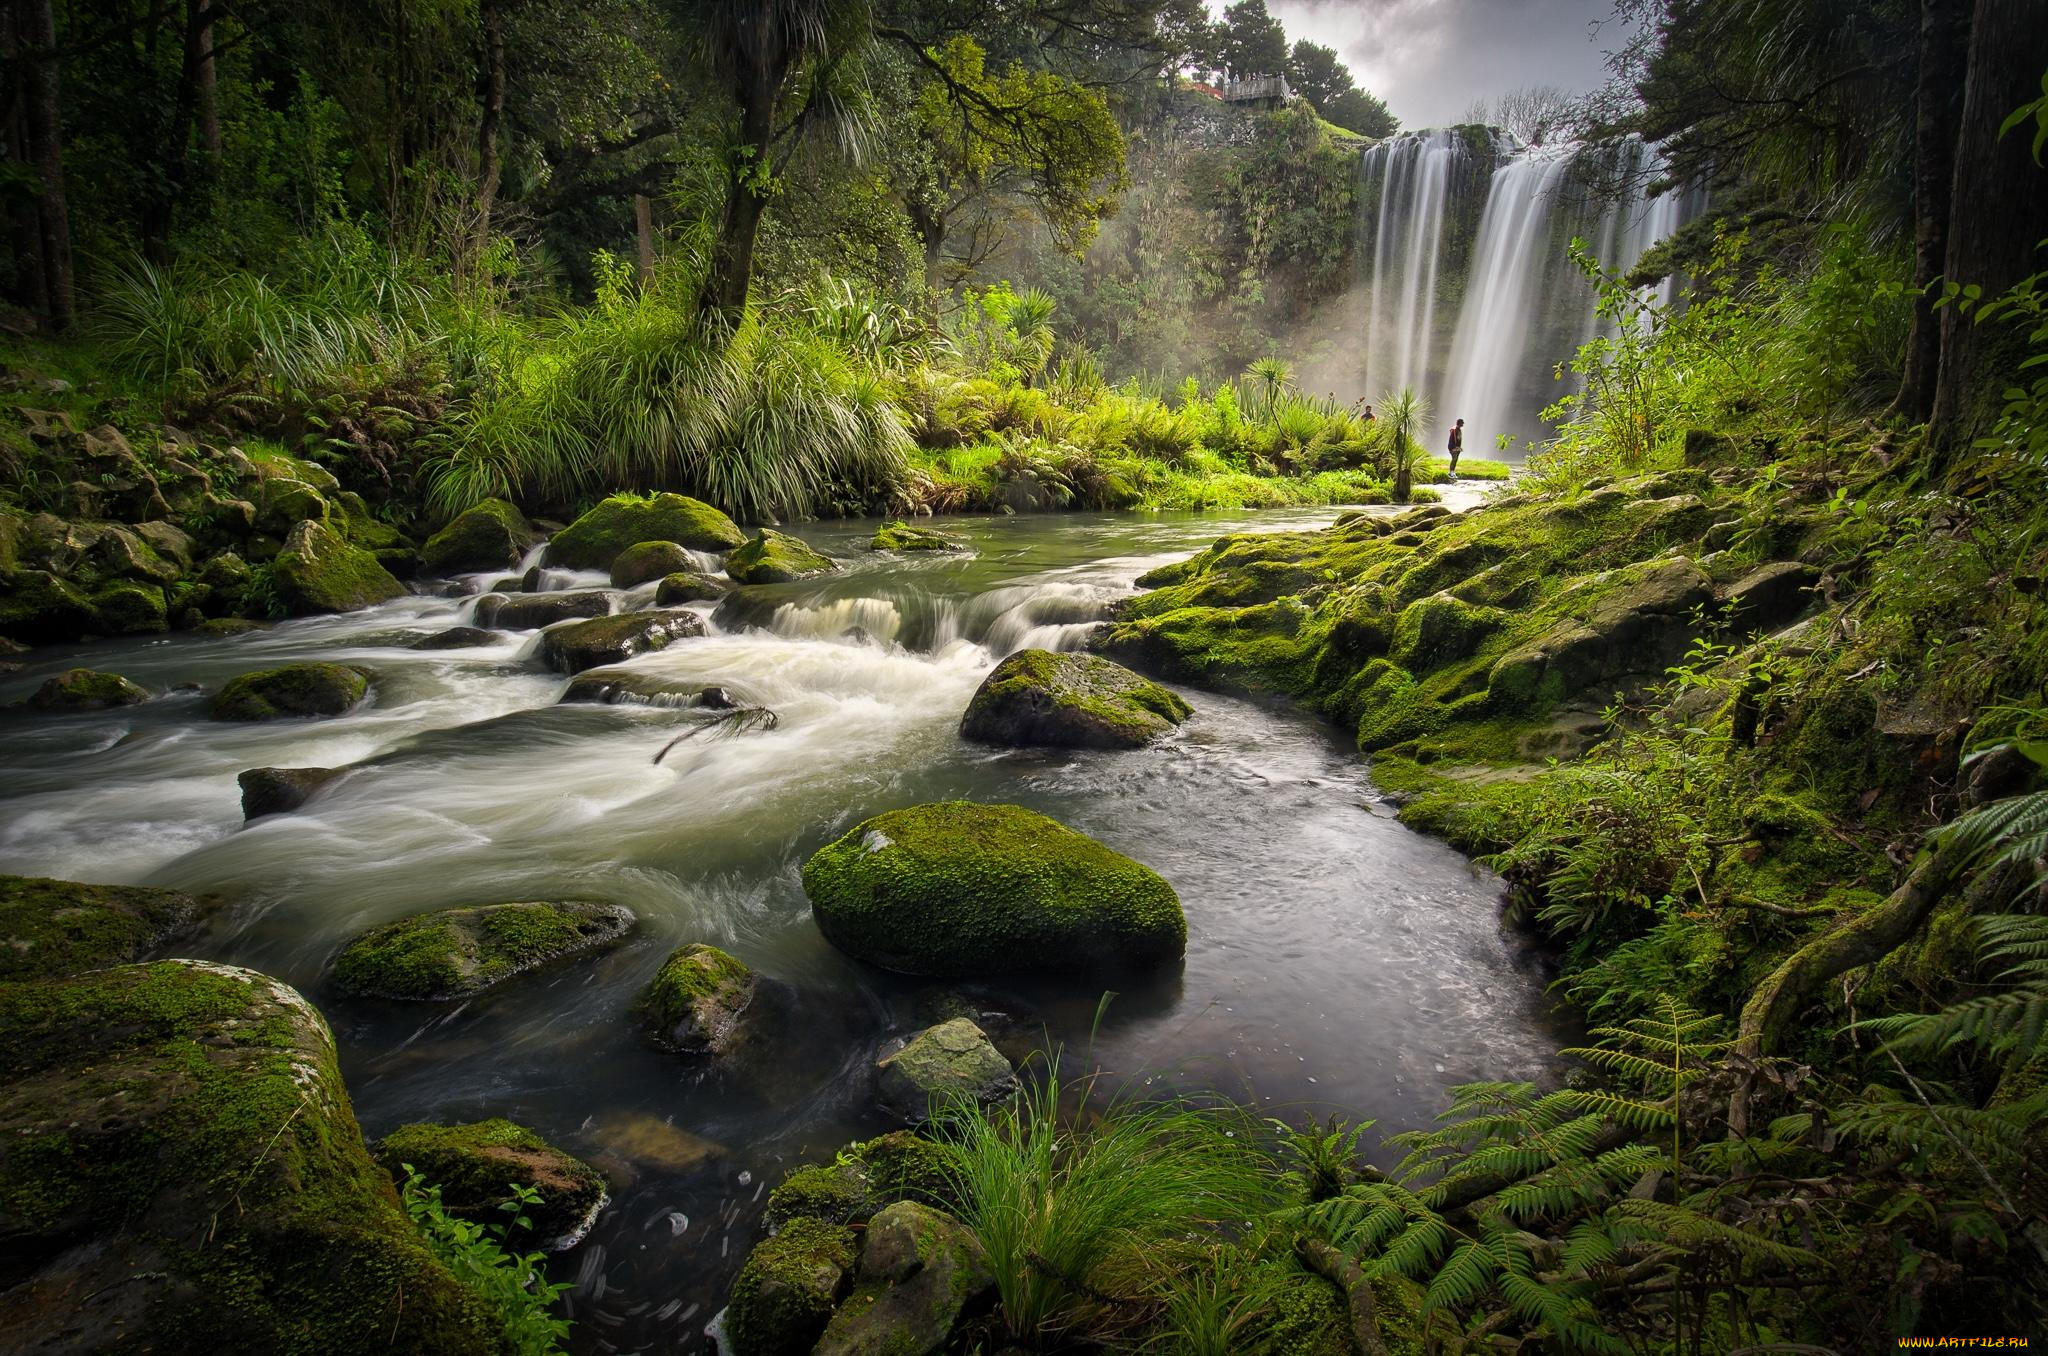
[1358,129,1467,402]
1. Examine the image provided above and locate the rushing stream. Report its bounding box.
[0,505,1566,1353]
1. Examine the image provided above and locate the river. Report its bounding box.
[0,503,1566,1352]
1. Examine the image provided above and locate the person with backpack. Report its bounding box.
[1447,418,1465,477]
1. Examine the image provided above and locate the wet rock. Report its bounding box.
[1391,593,1508,669]
[636,943,759,1056]
[374,1119,608,1251]
[559,668,736,708]
[609,539,697,588]
[763,1132,961,1235]
[1721,560,1821,635]
[655,570,733,606]
[1487,557,1714,709]
[329,900,634,1000]
[875,1018,1016,1121]
[0,961,503,1353]
[960,648,1191,750]
[238,765,344,819]
[254,475,330,533]
[89,580,168,634]
[725,1218,857,1356]
[870,521,970,553]
[814,1201,995,1356]
[418,498,537,575]
[538,609,704,674]
[193,616,267,636]
[209,662,372,721]
[0,569,97,641]
[270,519,407,615]
[584,1112,726,1181]
[727,528,839,585]
[408,624,501,650]
[0,874,212,981]
[474,588,613,629]
[803,801,1186,976]
[131,520,197,572]
[24,667,150,710]
[544,492,744,568]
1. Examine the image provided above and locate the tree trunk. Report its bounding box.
[2,4,45,314]
[20,0,72,330]
[1928,0,2048,459]
[195,0,220,164]
[1887,0,1970,423]
[473,0,505,259]
[633,194,654,285]
[697,12,785,323]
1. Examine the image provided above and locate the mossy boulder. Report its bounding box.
[725,1216,857,1356]
[635,943,758,1056]
[0,960,504,1353]
[89,581,169,634]
[538,609,704,673]
[418,499,537,576]
[726,529,838,585]
[374,1119,608,1251]
[559,668,737,708]
[209,662,372,722]
[238,766,345,819]
[813,1200,994,1356]
[655,570,733,606]
[474,589,614,630]
[24,667,150,710]
[802,801,1186,976]
[0,569,97,642]
[544,492,744,568]
[960,648,1191,750]
[875,1018,1016,1121]
[254,476,330,533]
[763,1132,961,1235]
[0,874,212,981]
[870,522,970,553]
[330,900,633,1000]
[270,520,407,615]
[609,539,697,588]
[408,625,500,650]
[1391,593,1507,670]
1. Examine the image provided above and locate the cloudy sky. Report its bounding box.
[1247,0,1636,131]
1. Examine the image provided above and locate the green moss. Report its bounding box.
[725,1216,857,1356]
[374,1118,606,1248]
[0,568,98,641]
[24,666,151,710]
[764,1161,873,1232]
[209,662,371,721]
[270,520,406,615]
[654,570,731,605]
[609,539,697,588]
[960,648,1192,749]
[802,801,1186,976]
[1391,593,1507,670]
[635,942,757,1054]
[418,499,535,575]
[727,528,839,585]
[330,900,632,1000]
[90,580,169,634]
[0,874,210,980]
[871,521,968,552]
[544,492,744,568]
[762,1130,963,1236]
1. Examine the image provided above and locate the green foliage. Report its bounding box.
[401,1167,571,1355]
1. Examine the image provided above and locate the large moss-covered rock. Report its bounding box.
[726,529,838,585]
[270,520,406,615]
[726,1217,857,1356]
[24,667,150,710]
[408,625,500,650]
[89,581,169,634]
[474,589,614,629]
[209,662,372,721]
[544,493,744,568]
[374,1118,607,1251]
[538,609,704,673]
[0,569,97,642]
[870,522,969,553]
[0,875,212,981]
[764,1132,961,1235]
[655,571,732,606]
[609,540,697,588]
[329,900,634,1000]
[418,499,536,576]
[0,961,504,1353]
[238,766,345,819]
[813,1200,995,1356]
[635,943,758,1055]
[802,801,1186,976]
[960,649,1191,750]
[875,1018,1015,1121]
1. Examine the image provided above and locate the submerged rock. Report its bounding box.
[418,498,537,575]
[209,661,372,721]
[875,1018,1016,1121]
[408,624,501,650]
[609,539,697,588]
[238,765,344,819]
[0,961,502,1352]
[813,1201,995,1356]
[655,570,733,606]
[474,588,614,629]
[270,519,407,615]
[539,609,704,674]
[0,874,212,981]
[374,1118,608,1251]
[802,801,1186,976]
[329,900,635,1000]
[635,942,758,1056]
[725,1217,857,1356]
[544,492,744,568]
[23,666,150,710]
[870,521,970,553]
[959,648,1191,750]
[726,528,838,585]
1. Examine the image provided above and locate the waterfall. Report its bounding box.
[1359,130,1464,402]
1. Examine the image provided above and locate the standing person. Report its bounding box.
[1447,418,1465,477]
[1360,403,1375,423]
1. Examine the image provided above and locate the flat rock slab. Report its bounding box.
[0,874,213,981]
[329,900,635,1000]
[475,589,614,630]
[409,625,502,650]
[209,662,372,721]
[539,610,704,674]
[559,667,737,709]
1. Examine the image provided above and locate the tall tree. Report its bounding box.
[18,0,71,328]
[1217,0,1285,81]
[1888,0,1970,422]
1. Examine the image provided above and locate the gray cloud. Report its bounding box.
[1243,0,1635,131]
